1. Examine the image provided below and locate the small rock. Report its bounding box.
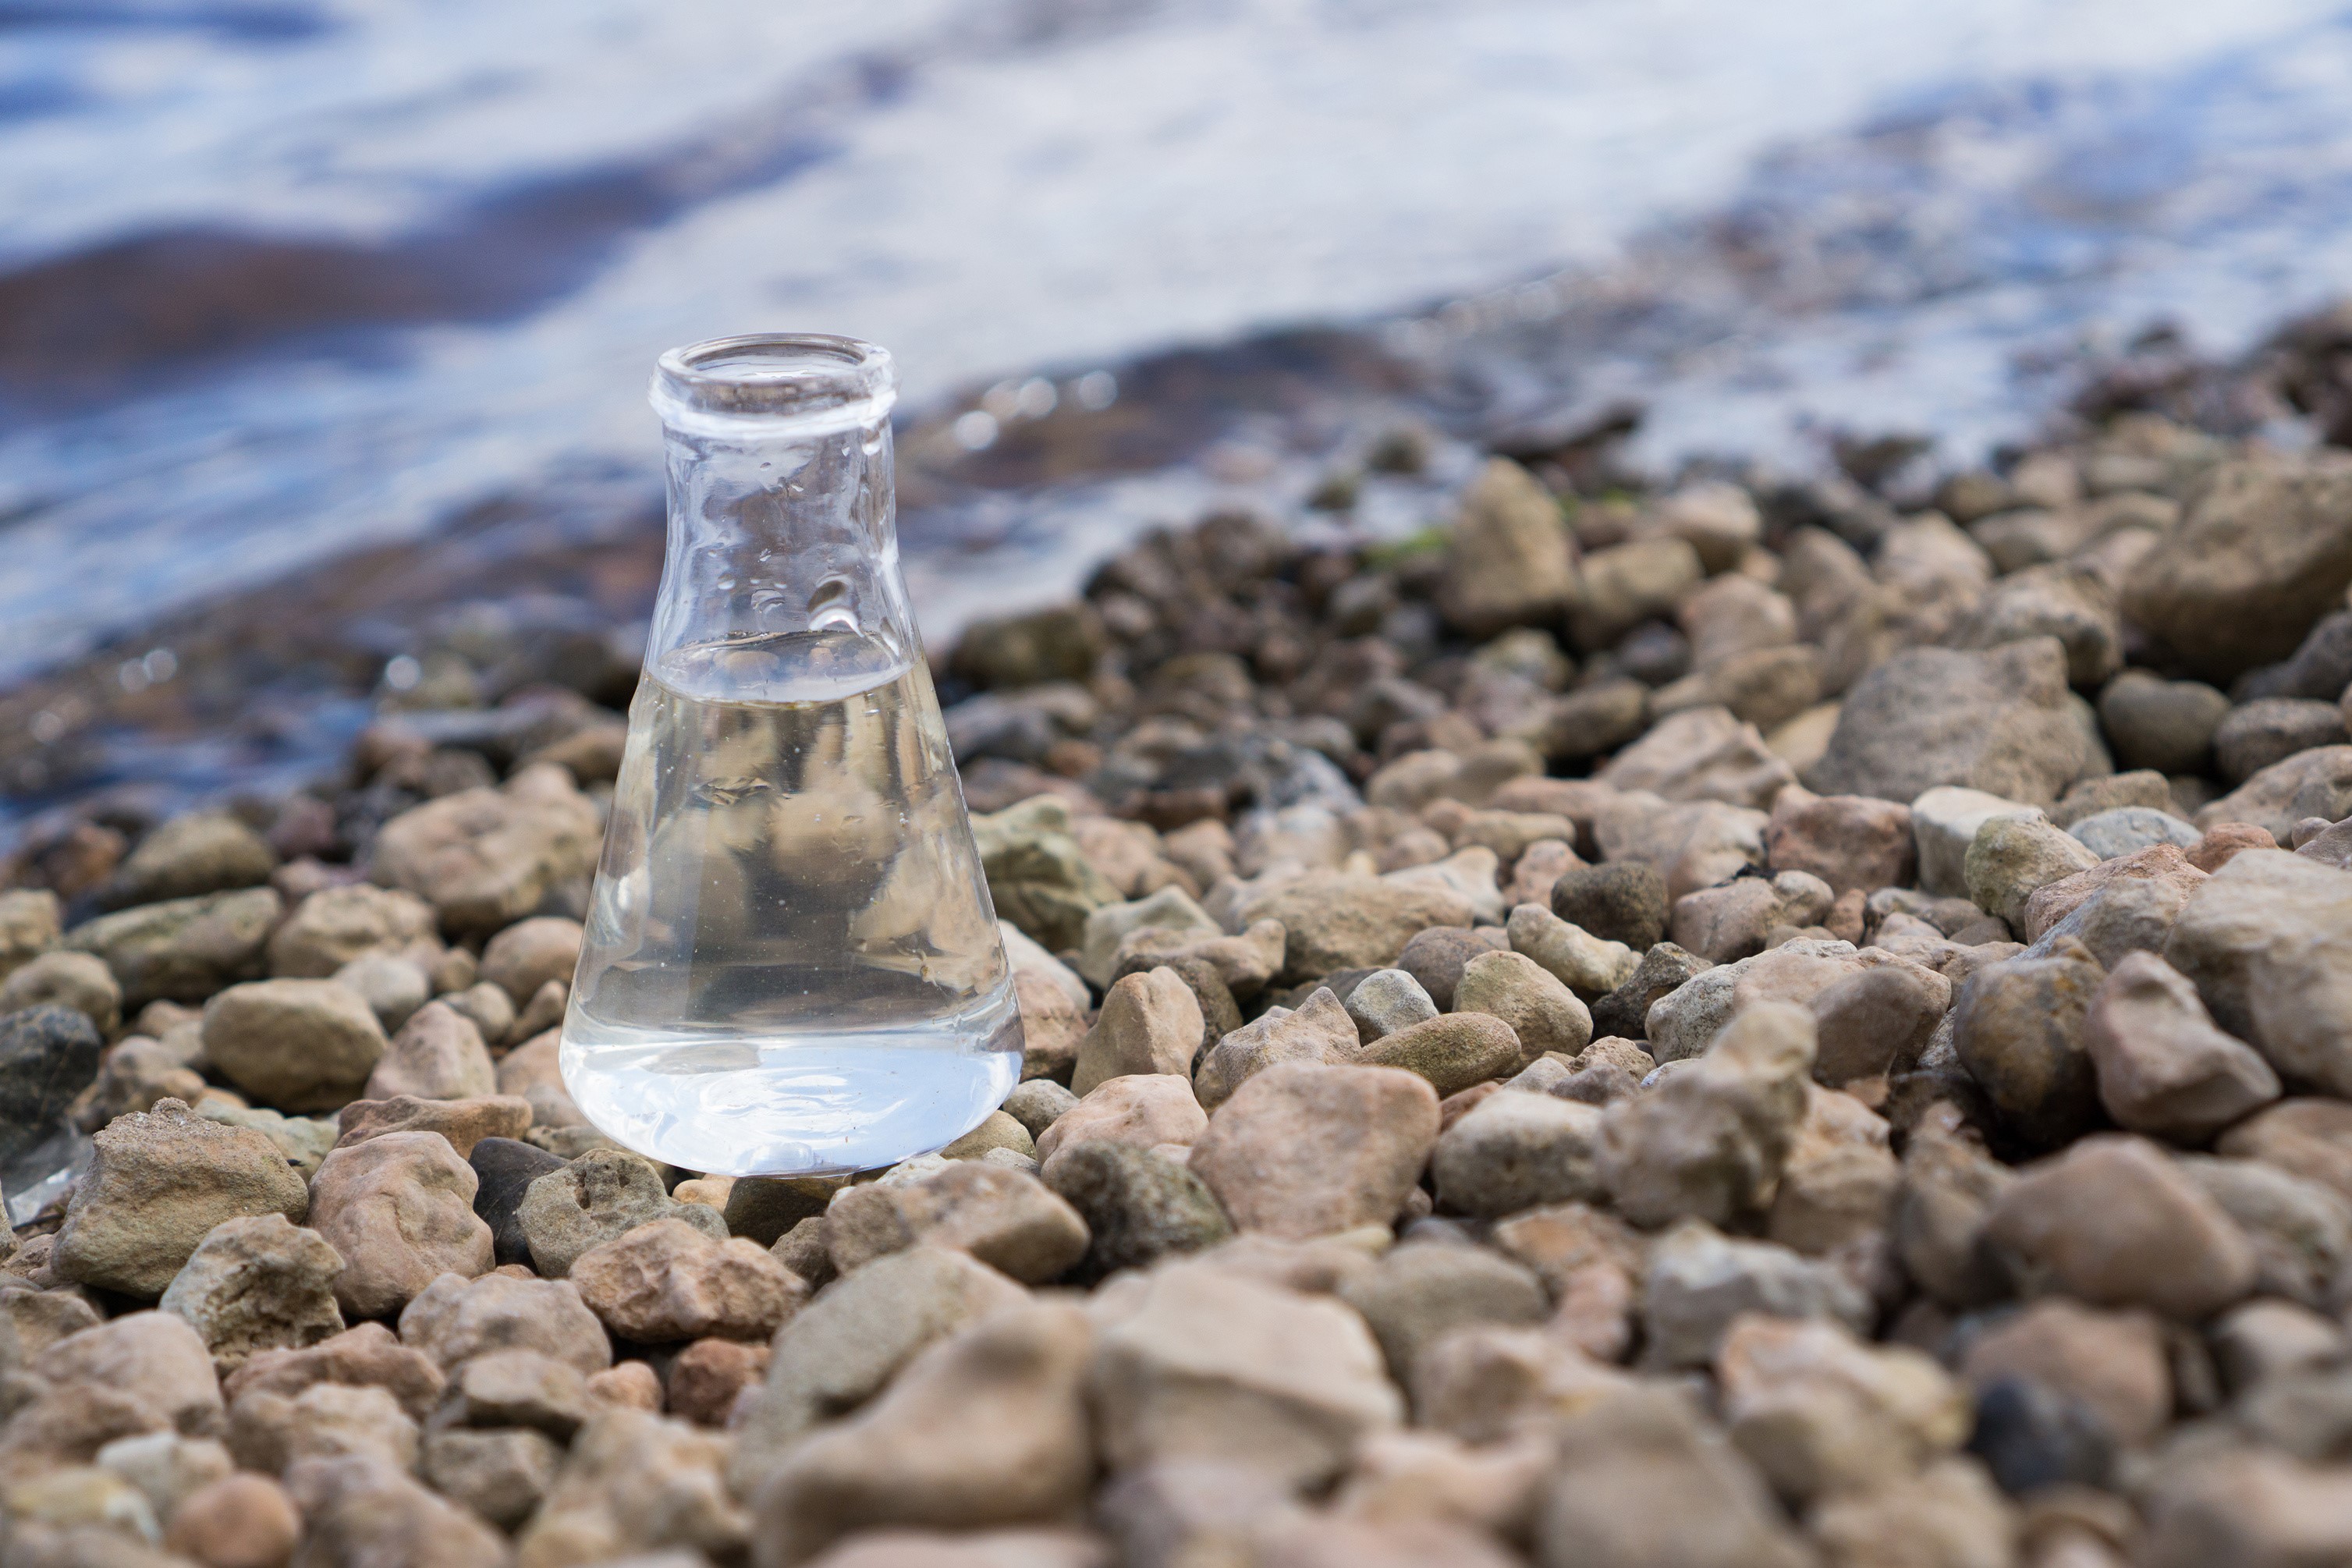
[1641,1222,1872,1369]
[667,1335,772,1427]
[367,761,603,938]
[2137,1448,2352,1568]
[2214,697,2352,786]
[446,1346,594,1437]
[1964,815,2100,929]
[1982,1133,2255,1318]
[1431,1091,1607,1219]
[159,1214,345,1371]
[2195,745,2352,844]
[1343,969,1438,1041]
[495,1027,586,1130]
[1091,1260,1401,1487]
[517,1147,725,1279]
[111,813,278,908]
[229,1379,419,1474]
[1959,1296,2169,1446]
[39,1310,225,1437]
[1600,1001,1814,1229]
[1534,1384,1814,1568]
[1548,861,1669,949]
[1806,640,2100,809]
[974,796,1124,953]
[570,1216,806,1342]
[422,1426,563,1531]
[1078,885,1221,990]
[1041,1141,1231,1282]
[1810,963,1949,1084]
[1765,789,1916,895]
[2066,806,2201,860]
[2177,1146,2352,1307]
[283,1452,510,1567]
[1187,1062,1439,1239]
[201,978,388,1113]
[329,951,431,1034]
[2084,951,2279,1141]
[0,951,122,1035]
[1336,1241,1548,1379]
[92,1431,232,1527]
[1034,1073,1208,1167]
[465,1135,570,1267]
[999,1080,1078,1141]
[480,915,584,1006]
[826,1161,1087,1283]
[1589,940,1711,1041]
[1951,943,2105,1151]
[265,884,439,980]
[200,1103,339,1180]
[1808,1457,2018,1568]
[1767,1086,1899,1257]
[2163,848,2352,1098]
[1453,949,1591,1063]
[1506,903,1637,999]
[0,888,62,981]
[438,981,516,1048]
[1395,925,1511,1010]
[1910,786,2048,899]
[396,1268,613,1375]
[1233,871,1478,987]
[1597,705,1796,811]
[166,1472,302,1568]
[750,1302,1092,1567]
[1191,988,1355,1111]
[53,1098,310,1299]
[360,1000,495,1102]
[224,1321,447,1421]
[308,1130,495,1318]
[2097,669,2230,775]
[1957,560,2123,686]
[1715,1314,1969,1505]
[1353,1010,1522,1093]
[1070,968,1204,1097]
[336,1093,532,1158]
[2017,839,2207,945]
[0,1003,104,1165]
[63,885,282,1008]
[940,1109,1035,1162]
[1435,457,1580,637]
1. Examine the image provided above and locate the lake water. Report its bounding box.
[5,0,2352,686]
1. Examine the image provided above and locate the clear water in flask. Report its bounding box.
[559,626,1021,1176]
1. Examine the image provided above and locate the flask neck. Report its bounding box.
[646,335,914,686]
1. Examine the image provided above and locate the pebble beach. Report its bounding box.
[6,304,2352,1566]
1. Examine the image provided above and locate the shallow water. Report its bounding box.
[6,0,2352,691]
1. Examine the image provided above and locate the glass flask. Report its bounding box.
[559,332,1022,1176]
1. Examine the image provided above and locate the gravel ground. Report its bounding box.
[7,310,2352,1566]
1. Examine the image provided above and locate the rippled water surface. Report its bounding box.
[5,0,2352,683]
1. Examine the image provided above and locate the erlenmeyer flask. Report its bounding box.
[559,333,1022,1176]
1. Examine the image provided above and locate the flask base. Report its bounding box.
[557,1029,1022,1177]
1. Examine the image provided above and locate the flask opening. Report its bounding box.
[651,332,896,435]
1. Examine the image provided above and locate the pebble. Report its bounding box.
[109,812,277,909]
[1983,1133,2256,1319]
[569,1216,807,1341]
[1808,639,2100,808]
[2215,697,2350,784]
[307,1130,495,1318]
[1950,942,2105,1151]
[1091,1260,1401,1488]
[1588,939,1710,1041]
[2176,1148,2352,1308]
[1041,1141,1231,1282]
[1505,903,1637,1000]
[665,1336,771,1428]
[329,949,430,1034]
[165,1472,302,1567]
[1070,967,1204,1096]
[750,1302,1093,1567]
[1641,1221,1873,1370]
[2017,840,2206,944]
[1187,1062,1438,1239]
[999,1079,1078,1141]
[1909,786,2049,899]
[1452,949,1591,1062]
[824,1160,1090,1283]
[2196,743,2352,843]
[1190,987,1355,1111]
[1077,885,1220,989]
[1033,1073,1208,1168]
[1715,1314,1969,1504]
[1601,1000,1814,1229]
[518,1147,725,1279]
[2084,950,2280,1141]
[940,1109,1035,1162]
[1343,967,1438,1041]
[0,950,123,1034]
[2097,669,2230,775]
[436,979,516,1048]
[1960,1295,2170,1447]
[264,884,438,980]
[94,1430,231,1524]
[2164,848,2352,1098]
[495,1026,587,1130]
[479,914,584,1006]
[396,1269,613,1375]
[39,1310,226,1438]
[283,1452,510,1567]
[1596,704,1796,811]
[53,1098,310,1299]
[1765,789,1917,894]
[335,1091,531,1158]
[200,977,388,1113]
[464,1134,571,1267]
[1335,1241,1548,1380]
[229,1379,419,1474]
[0,1002,104,1165]
[1435,457,1580,636]
[1548,861,1669,950]
[358,998,496,1103]
[2066,805,2202,860]
[1811,962,1950,1084]
[1431,1090,1606,1219]
[63,885,282,1008]
[422,1426,563,1531]
[158,1213,346,1371]
[1964,814,2101,928]
[1348,1010,1521,1094]
[224,1322,446,1421]
[366,761,603,938]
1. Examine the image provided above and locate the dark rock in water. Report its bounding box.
[1967,1376,2116,1496]
[1589,942,1711,1041]
[467,1136,569,1268]
[1041,1141,1230,1282]
[0,1005,104,1164]
[1550,861,1669,950]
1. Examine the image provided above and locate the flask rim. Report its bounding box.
[651,332,897,436]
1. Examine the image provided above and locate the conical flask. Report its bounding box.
[559,333,1022,1176]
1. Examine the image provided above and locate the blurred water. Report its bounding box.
[4,0,2352,683]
